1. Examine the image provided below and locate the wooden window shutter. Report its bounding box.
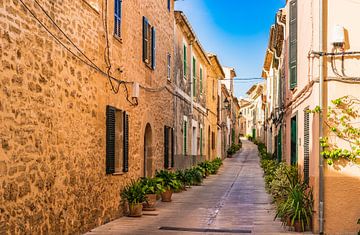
[200,68,203,94]
[289,0,297,89]
[171,128,174,167]
[106,106,116,174]
[123,112,129,172]
[193,57,196,96]
[304,109,310,184]
[200,128,203,156]
[142,17,149,63]
[164,126,169,168]
[183,121,187,155]
[114,0,122,37]
[151,27,156,70]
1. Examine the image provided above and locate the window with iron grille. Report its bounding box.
[106,106,129,174]
[304,108,310,184]
[114,0,122,37]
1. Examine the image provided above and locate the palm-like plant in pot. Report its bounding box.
[120,180,147,217]
[155,170,181,202]
[139,177,164,211]
[284,182,313,232]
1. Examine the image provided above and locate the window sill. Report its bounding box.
[113,35,123,44]
[112,172,125,176]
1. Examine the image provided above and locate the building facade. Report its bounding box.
[246,83,266,142]
[0,0,175,233]
[266,0,360,233]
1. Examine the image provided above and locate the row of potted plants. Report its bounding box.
[257,143,314,232]
[227,142,242,157]
[120,158,223,217]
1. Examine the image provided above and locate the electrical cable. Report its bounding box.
[19,0,139,106]
[103,0,121,94]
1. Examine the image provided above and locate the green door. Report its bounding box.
[277,126,282,162]
[252,128,256,139]
[291,116,297,165]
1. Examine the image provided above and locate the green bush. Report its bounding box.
[139,177,165,195]
[155,170,182,191]
[227,143,242,156]
[121,180,147,204]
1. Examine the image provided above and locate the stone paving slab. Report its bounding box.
[86,140,312,235]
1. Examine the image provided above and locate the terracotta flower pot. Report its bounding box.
[161,189,173,202]
[294,220,304,232]
[128,203,143,217]
[143,194,157,211]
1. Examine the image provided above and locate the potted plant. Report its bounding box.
[120,180,147,217]
[286,183,313,232]
[139,177,164,211]
[155,170,181,202]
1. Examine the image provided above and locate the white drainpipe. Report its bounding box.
[319,0,325,233]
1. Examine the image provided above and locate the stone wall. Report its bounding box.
[0,0,174,234]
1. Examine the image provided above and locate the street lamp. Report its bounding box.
[223,97,230,110]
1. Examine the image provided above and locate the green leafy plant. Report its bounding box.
[121,180,147,204]
[139,177,165,195]
[155,170,181,191]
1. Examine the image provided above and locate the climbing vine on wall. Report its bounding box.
[309,96,360,165]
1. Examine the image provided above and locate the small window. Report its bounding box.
[200,67,203,95]
[143,17,156,70]
[183,44,187,78]
[200,127,203,156]
[167,53,171,80]
[193,56,196,96]
[106,106,129,174]
[183,120,187,155]
[114,0,122,37]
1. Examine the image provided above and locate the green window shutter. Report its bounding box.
[143,17,149,63]
[123,112,129,172]
[200,128,203,156]
[164,126,169,168]
[289,0,297,89]
[106,106,116,174]
[200,68,203,94]
[277,127,282,162]
[183,121,187,155]
[183,45,187,76]
[171,128,174,167]
[304,109,310,184]
[151,27,156,70]
[193,57,196,96]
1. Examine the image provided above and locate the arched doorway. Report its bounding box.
[144,123,153,177]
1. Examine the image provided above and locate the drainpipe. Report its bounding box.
[319,0,325,234]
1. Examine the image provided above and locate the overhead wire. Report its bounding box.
[19,0,139,106]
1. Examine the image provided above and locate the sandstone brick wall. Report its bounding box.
[0,0,174,234]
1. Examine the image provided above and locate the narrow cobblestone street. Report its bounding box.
[86,140,293,235]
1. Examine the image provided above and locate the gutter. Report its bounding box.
[319,0,325,233]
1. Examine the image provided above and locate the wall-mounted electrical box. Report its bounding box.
[331,25,345,48]
[132,82,139,98]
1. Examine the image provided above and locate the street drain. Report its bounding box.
[159,226,252,233]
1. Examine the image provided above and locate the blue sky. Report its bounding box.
[175,0,285,98]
